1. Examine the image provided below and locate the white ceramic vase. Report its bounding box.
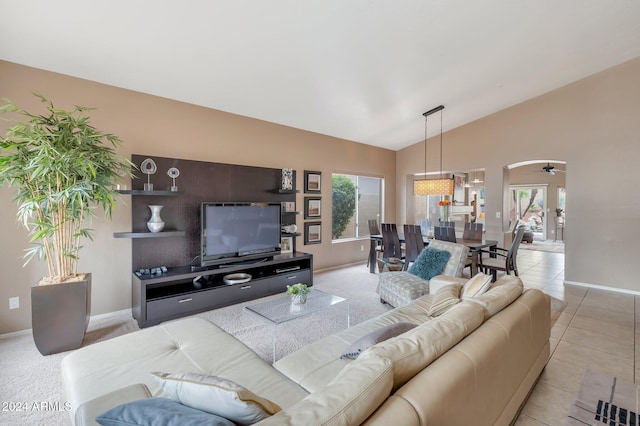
[147,205,165,233]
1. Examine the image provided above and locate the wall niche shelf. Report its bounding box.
[113,230,186,239]
[271,189,301,194]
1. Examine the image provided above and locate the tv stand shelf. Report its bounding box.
[113,230,186,239]
[132,252,313,328]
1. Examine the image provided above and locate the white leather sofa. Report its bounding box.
[62,274,550,426]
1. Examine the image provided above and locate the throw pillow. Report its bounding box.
[427,283,462,317]
[340,322,418,359]
[408,247,451,281]
[462,272,493,299]
[151,372,281,426]
[96,397,235,426]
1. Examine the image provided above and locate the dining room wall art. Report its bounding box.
[304,171,321,194]
[304,197,322,219]
[304,222,322,245]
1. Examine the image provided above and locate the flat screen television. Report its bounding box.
[201,202,282,267]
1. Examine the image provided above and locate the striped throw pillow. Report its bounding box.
[427,283,461,317]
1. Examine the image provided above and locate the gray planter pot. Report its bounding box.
[31,273,92,355]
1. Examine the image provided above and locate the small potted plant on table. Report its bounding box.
[287,283,311,305]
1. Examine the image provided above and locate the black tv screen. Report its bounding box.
[201,203,281,266]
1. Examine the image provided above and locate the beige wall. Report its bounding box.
[0,61,396,334]
[397,57,640,293]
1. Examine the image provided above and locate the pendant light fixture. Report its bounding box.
[413,105,454,195]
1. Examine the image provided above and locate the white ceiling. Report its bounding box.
[2,0,640,151]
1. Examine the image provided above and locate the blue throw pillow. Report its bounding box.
[96,398,236,426]
[408,247,451,280]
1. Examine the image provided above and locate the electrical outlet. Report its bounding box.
[496,212,501,219]
[360,245,364,252]
[9,297,19,310]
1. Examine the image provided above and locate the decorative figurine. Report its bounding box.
[167,167,180,192]
[140,158,157,191]
[282,168,293,191]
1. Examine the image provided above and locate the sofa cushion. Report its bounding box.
[461,272,493,298]
[273,293,435,393]
[407,247,451,280]
[61,317,308,422]
[95,397,235,426]
[466,275,524,320]
[427,283,462,317]
[152,371,280,425]
[259,352,394,426]
[368,301,484,390]
[340,322,418,360]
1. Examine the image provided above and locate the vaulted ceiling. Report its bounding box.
[2,0,639,150]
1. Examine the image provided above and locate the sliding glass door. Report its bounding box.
[509,185,547,241]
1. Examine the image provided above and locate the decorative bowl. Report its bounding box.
[223,273,252,285]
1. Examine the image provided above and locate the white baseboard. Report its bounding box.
[564,280,640,296]
[0,308,132,340]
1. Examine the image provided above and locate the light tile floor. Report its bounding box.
[512,247,637,425]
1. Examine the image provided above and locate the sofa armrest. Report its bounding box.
[428,275,466,294]
[74,383,152,426]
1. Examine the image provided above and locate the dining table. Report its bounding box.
[369,233,498,276]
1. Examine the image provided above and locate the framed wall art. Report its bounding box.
[304,171,321,193]
[304,222,322,245]
[280,236,293,254]
[304,197,321,219]
[281,201,296,213]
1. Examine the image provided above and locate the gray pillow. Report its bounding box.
[340,322,418,359]
[96,397,235,426]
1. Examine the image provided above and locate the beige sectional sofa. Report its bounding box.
[62,274,550,426]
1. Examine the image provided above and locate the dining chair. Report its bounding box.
[461,222,483,275]
[402,224,424,271]
[439,221,455,228]
[434,226,457,243]
[377,223,404,272]
[367,219,383,268]
[478,226,525,281]
[463,222,483,240]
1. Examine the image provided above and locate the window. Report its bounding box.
[332,174,383,241]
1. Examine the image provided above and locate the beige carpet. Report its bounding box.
[566,369,640,425]
[0,265,565,426]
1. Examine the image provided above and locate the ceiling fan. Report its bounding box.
[540,163,565,175]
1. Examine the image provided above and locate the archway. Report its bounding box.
[505,160,566,251]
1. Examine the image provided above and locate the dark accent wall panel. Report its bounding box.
[129,155,294,270]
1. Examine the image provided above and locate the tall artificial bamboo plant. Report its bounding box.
[0,94,133,284]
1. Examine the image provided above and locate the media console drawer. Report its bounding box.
[146,291,215,322]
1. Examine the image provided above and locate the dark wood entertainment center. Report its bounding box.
[116,154,313,328]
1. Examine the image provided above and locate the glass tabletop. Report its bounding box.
[245,289,346,325]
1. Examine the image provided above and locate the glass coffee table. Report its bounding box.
[245,289,349,362]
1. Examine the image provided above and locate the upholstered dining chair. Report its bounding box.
[434,226,457,243]
[439,221,455,228]
[402,224,425,271]
[478,226,525,281]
